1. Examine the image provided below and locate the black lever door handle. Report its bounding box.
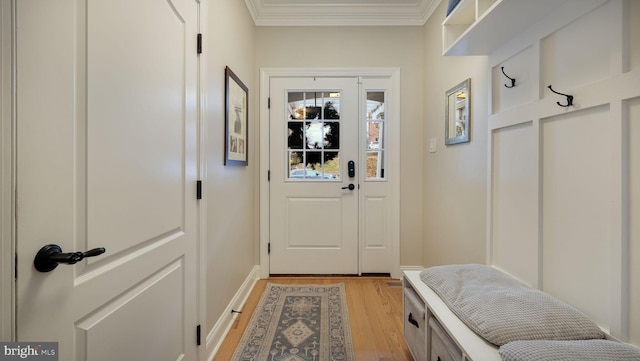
[341,184,355,191]
[408,312,419,328]
[34,244,106,272]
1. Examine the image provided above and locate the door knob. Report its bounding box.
[34,244,106,272]
[341,184,355,191]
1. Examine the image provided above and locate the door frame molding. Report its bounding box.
[259,67,401,279]
[0,0,15,342]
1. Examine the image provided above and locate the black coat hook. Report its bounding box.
[501,67,516,88]
[547,85,573,107]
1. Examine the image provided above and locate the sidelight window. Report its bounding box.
[365,91,385,179]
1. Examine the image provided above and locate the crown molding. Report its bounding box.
[245,0,442,26]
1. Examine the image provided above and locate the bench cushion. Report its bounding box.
[499,339,640,361]
[420,264,605,346]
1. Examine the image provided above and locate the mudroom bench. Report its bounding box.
[403,269,500,361]
[403,265,640,361]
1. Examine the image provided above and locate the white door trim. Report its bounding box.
[196,1,207,360]
[0,0,15,342]
[259,67,401,279]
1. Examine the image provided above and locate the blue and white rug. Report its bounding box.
[231,283,354,361]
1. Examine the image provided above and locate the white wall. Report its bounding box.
[422,1,489,267]
[255,26,425,267]
[203,0,257,352]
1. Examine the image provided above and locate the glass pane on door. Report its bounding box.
[287,91,341,180]
[366,91,386,179]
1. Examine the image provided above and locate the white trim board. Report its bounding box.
[0,0,15,342]
[244,0,442,26]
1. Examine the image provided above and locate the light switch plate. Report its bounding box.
[429,137,437,153]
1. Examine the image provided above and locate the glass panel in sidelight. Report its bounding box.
[366,121,383,150]
[366,91,386,180]
[366,151,384,179]
[367,91,385,120]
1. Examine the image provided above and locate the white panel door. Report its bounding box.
[269,77,359,274]
[15,1,199,360]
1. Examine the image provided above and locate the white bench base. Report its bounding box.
[403,270,500,361]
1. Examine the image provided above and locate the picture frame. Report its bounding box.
[445,78,470,145]
[225,66,249,166]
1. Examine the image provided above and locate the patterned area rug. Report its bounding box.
[231,283,355,361]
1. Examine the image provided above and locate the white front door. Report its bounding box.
[267,75,399,276]
[269,77,359,274]
[15,1,200,360]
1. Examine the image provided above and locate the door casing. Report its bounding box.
[0,0,15,342]
[259,67,401,279]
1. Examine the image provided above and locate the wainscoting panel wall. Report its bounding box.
[490,46,534,115]
[541,105,614,330]
[490,122,538,287]
[540,3,611,91]
[487,0,640,345]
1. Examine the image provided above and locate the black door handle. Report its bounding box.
[408,312,419,328]
[341,184,355,191]
[34,244,106,272]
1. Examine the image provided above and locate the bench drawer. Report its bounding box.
[404,286,426,361]
[429,317,463,361]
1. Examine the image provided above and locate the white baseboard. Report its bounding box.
[400,265,424,272]
[205,265,261,361]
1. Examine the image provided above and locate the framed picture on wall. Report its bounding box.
[225,66,249,166]
[445,78,470,145]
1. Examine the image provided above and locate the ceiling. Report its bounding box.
[244,0,443,26]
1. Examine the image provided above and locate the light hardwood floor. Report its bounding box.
[213,276,415,361]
